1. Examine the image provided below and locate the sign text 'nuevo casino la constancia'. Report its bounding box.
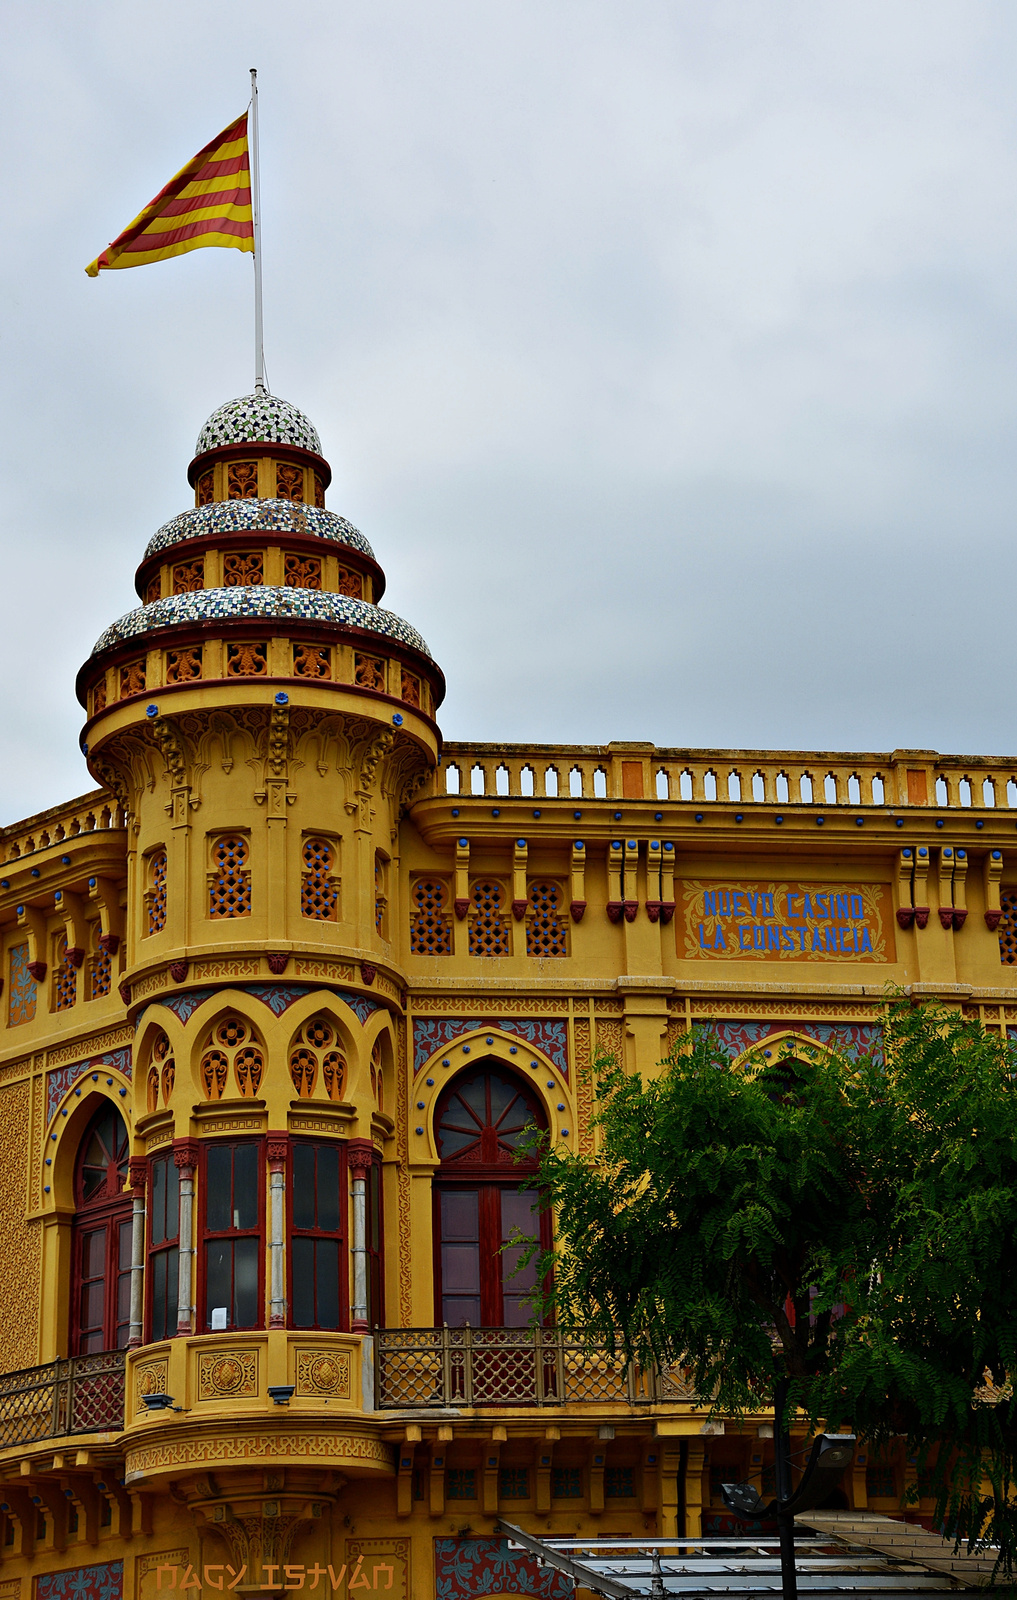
[680,881,894,962]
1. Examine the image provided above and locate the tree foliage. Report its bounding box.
[533,998,1017,1567]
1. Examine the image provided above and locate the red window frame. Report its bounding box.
[70,1105,132,1355]
[431,1066,550,1328]
[198,1138,264,1333]
[288,1139,349,1331]
[145,1151,180,1343]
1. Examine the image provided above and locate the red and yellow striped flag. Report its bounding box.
[86,113,253,277]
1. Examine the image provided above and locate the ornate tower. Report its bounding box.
[76,391,444,1004]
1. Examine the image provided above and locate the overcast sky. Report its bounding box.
[2,0,1017,822]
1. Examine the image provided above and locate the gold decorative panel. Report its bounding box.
[135,1357,169,1408]
[295,1348,351,1398]
[198,1348,259,1400]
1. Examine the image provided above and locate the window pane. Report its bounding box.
[152,1160,167,1245]
[316,1239,340,1329]
[165,1160,179,1241]
[233,1145,258,1230]
[489,1077,516,1123]
[82,1281,104,1329]
[205,1239,232,1324]
[440,1189,480,1324]
[501,1189,540,1325]
[151,1251,165,1341]
[441,1190,478,1239]
[233,1237,259,1326]
[292,1143,316,1231]
[152,1251,167,1341]
[84,1227,106,1276]
[118,1218,133,1271]
[206,1146,232,1232]
[292,1237,314,1327]
[317,1145,341,1234]
[152,1248,179,1342]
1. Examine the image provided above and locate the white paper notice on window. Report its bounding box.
[210,1306,228,1330]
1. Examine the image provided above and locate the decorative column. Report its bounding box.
[127,1158,148,1348]
[173,1139,199,1336]
[267,1132,289,1329]
[347,1139,374,1333]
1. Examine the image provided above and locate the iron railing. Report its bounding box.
[0,1351,125,1449]
[375,1327,698,1409]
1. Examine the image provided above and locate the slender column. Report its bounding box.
[173,1140,199,1336]
[347,1139,374,1333]
[267,1133,289,1328]
[127,1159,147,1349]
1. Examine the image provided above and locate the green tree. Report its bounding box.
[533,998,1017,1569]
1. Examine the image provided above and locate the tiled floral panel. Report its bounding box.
[36,1561,123,1600]
[156,988,217,1024]
[695,1020,883,1063]
[144,499,374,562]
[246,984,380,1023]
[434,1540,572,1600]
[7,941,35,1027]
[47,1048,133,1121]
[91,587,431,661]
[196,392,322,455]
[413,1018,569,1077]
[154,983,380,1025]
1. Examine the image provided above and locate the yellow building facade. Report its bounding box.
[1,390,1015,1600]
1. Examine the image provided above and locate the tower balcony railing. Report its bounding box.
[375,1326,697,1409]
[0,1351,126,1450]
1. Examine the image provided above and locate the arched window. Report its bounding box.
[71,1105,131,1354]
[433,1067,549,1328]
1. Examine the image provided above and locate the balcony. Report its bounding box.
[375,1327,697,1409]
[0,1330,698,1453]
[0,1351,125,1449]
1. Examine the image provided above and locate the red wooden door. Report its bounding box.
[433,1067,548,1326]
[71,1106,131,1354]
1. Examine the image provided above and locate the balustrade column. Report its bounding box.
[267,1133,289,1328]
[127,1159,147,1348]
[173,1139,199,1336]
[348,1138,374,1333]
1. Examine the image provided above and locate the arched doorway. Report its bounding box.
[70,1105,131,1353]
[433,1066,549,1327]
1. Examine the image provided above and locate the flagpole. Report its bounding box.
[250,67,266,394]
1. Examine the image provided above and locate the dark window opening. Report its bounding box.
[202,1141,262,1331]
[433,1066,549,1327]
[290,1140,346,1330]
[147,1152,180,1342]
[70,1105,131,1354]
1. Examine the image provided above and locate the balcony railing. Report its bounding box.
[375,1326,697,1409]
[0,1352,126,1449]
[438,741,1017,812]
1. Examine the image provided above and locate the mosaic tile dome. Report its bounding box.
[144,500,375,562]
[195,393,323,457]
[90,587,433,660]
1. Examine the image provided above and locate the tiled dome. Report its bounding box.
[90,587,433,661]
[195,393,323,457]
[144,500,374,562]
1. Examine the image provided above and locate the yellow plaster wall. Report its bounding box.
[0,1076,41,1371]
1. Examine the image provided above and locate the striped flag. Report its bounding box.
[86,113,253,277]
